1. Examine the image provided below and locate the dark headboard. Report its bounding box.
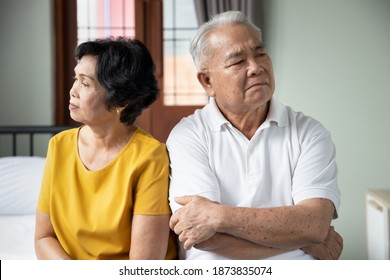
[0,126,73,156]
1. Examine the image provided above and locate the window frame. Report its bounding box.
[54,0,202,142]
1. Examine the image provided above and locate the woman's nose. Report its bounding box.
[69,82,78,98]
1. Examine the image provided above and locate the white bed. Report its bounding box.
[0,126,70,260]
[0,156,46,259]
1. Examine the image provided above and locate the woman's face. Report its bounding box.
[69,55,115,125]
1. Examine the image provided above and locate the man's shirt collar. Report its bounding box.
[206,97,289,132]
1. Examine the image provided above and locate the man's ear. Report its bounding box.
[197,71,215,97]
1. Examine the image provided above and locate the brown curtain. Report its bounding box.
[193,0,255,26]
[54,0,78,126]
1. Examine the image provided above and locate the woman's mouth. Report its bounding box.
[69,103,79,110]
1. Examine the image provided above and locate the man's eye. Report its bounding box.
[230,60,243,66]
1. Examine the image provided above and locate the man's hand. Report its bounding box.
[301,226,343,259]
[169,195,221,250]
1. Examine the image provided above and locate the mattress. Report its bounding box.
[0,214,36,259]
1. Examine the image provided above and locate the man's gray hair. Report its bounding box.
[189,11,262,70]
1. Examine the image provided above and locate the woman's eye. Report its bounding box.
[73,76,89,87]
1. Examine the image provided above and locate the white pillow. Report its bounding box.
[0,156,46,215]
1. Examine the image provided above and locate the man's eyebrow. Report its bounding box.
[254,43,266,50]
[225,43,266,62]
[225,50,244,62]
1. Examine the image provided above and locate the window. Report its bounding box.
[75,0,207,106]
[163,0,207,106]
[76,0,135,45]
[56,0,204,141]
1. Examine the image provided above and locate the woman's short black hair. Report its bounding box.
[75,37,159,125]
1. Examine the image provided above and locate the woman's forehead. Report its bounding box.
[75,55,97,77]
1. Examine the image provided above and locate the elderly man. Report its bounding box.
[167,11,343,260]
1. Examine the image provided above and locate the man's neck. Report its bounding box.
[218,101,270,140]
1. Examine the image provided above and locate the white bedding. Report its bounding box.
[0,156,45,260]
[0,214,36,259]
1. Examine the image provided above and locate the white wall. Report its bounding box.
[0,0,54,156]
[0,0,54,126]
[262,0,390,259]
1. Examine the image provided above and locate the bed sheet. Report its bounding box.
[0,214,36,260]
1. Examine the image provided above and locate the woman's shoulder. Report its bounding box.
[52,127,80,140]
[132,127,166,149]
[129,128,168,163]
[49,127,80,145]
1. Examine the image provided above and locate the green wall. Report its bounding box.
[262,0,390,259]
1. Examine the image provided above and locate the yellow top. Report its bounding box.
[37,127,177,259]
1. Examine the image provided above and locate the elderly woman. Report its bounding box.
[35,37,176,260]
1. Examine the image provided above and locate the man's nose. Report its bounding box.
[247,60,263,76]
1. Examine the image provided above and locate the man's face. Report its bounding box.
[199,23,275,117]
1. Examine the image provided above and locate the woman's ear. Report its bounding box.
[197,71,215,97]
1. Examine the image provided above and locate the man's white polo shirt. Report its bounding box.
[167,97,340,260]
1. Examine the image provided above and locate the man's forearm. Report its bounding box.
[171,196,334,251]
[194,233,291,259]
[189,229,343,260]
[216,199,334,249]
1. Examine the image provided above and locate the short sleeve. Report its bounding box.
[133,143,171,215]
[291,119,340,218]
[36,137,55,214]
[167,120,221,213]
